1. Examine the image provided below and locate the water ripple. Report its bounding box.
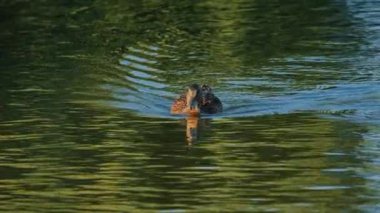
[100,42,380,127]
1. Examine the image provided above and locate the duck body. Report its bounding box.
[171,84,222,115]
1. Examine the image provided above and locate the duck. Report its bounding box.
[170,84,223,115]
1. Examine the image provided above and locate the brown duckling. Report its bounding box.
[170,84,222,115]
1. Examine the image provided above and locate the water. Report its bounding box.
[0,0,379,212]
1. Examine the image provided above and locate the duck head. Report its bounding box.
[201,84,214,105]
[185,84,201,115]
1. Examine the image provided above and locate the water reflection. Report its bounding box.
[1,111,374,211]
[186,116,199,145]
[0,0,380,212]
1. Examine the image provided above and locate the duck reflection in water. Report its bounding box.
[171,84,222,144]
[186,116,199,144]
[185,117,217,145]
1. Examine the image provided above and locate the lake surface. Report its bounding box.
[0,0,379,212]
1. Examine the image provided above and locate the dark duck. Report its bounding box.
[171,84,223,116]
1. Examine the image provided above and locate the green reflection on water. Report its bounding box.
[0,0,379,212]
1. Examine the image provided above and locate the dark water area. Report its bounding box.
[0,0,379,212]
